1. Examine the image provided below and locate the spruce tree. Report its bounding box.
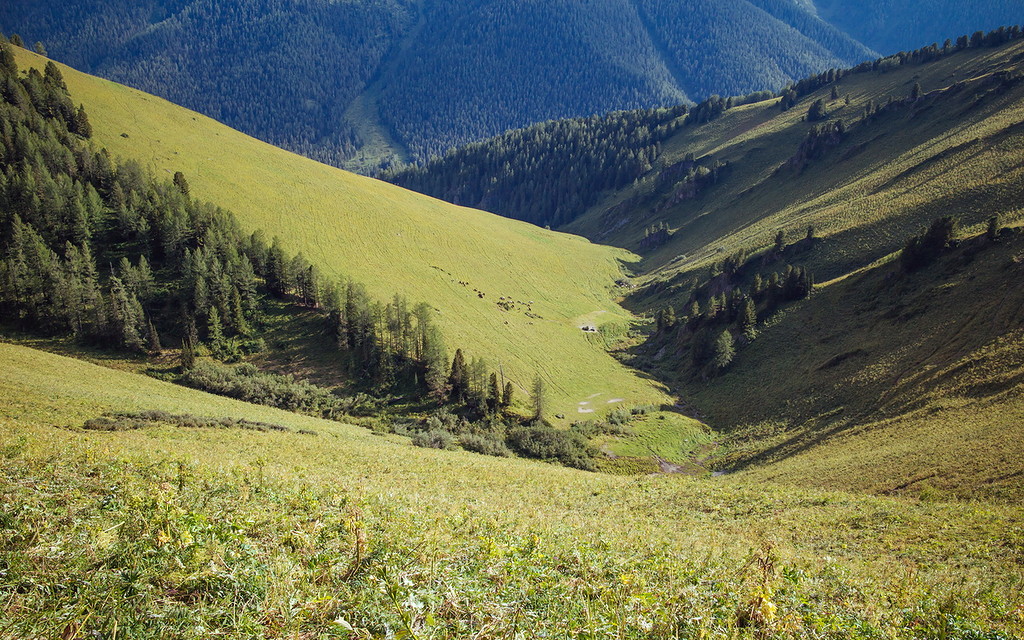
[530,376,545,421]
[73,105,91,138]
[488,372,501,413]
[146,317,162,354]
[502,381,514,409]
[448,348,467,402]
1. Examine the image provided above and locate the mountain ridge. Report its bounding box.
[6,0,978,167]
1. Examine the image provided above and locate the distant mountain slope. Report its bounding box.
[0,0,414,167]
[2,0,884,166]
[812,0,1023,53]
[8,46,669,417]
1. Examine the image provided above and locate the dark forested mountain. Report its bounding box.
[0,0,415,167]
[813,0,1023,54]
[1,0,1018,168]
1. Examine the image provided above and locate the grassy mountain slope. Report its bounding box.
[557,38,1024,497]
[9,47,669,418]
[3,340,1023,637]
[567,40,1024,263]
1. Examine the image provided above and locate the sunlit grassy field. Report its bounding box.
[10,48,669,419]
[2,341,1023,638]
[568,41,1024,281]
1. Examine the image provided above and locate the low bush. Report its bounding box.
[507,426,596,470]
[459,433,512,457]
[412,429,456,450]
[80,411,309,435]
[181,361,348,418]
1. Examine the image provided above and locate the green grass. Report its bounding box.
[675,229,1024,502]
[2,341,1024,638]
[10,47,670,420]
[553,40,1024,497]
[568,41,1024,280]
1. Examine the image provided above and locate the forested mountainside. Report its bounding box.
[813,0,1023,54]
[3,0,981,168]
[0,42,661,471]
[389,28,1023,229]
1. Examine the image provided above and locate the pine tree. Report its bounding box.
[73,105,91,138]
[448,348,467,402]
[146,317,162,354]
[530,376,545,421]
[502,381,514,409]
[488,372,501,413]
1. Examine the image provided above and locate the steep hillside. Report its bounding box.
[558,35,1024,496]
[3,340,1023,637]
[1,0,877,166]
[8,46,669,419]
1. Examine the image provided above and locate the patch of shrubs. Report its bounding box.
[81,410,314,435]
[900,216,958,272]
[507,426,597,471]
[406,408,593,468]
[411,429,456,450]
[458,433,512,457]
[180,361,376,419]
[570,419,632,438]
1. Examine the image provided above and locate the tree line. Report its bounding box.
[644,230,816,379]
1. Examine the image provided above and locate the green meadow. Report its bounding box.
[9,48,670,420]
[2,341,1023,638]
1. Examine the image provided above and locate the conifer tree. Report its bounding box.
[448,348,467,402]
[710,330,735,374]
[488,372,501,413]
[73,105,91,138]
[146,317,162,354]
[207,306,226,356]
[987,215,1001,242]
[737,296,757,338]
[172,171,190,196]
[502,381,514,409]
[108,276,145,352]
[531,376,545,421]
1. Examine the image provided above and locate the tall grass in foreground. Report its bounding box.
[2,444,1021,639]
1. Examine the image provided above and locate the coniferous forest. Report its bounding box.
[5,0,1017,168]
